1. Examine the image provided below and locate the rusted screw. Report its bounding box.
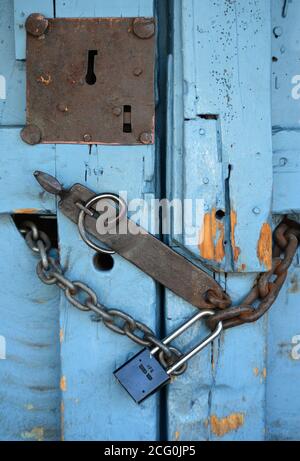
[133,18,155,39]
[139,132,153,145]
[133,67,143,77]
[20,124,42,145]
[112,107,122,116]
[83,134,92,142]
[57,103,68,113]
[25,13,49,37]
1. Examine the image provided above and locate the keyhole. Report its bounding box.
[85,50,98,85]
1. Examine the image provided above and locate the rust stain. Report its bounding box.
[14,208,38,214]
[210,413,245,437]
[257,223,272,270]
[199,208,225,263]
[60,376,67,392]
[174,431,180,441]
[59,328,64,344]
[253,367,259,377]
[230,210,240,262]
[21,427,44,441]
[262,368,267,379]
[36,74,52,85]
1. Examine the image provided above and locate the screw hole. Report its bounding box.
[215,209,225,220]
[93,253,114,272]
[272,56,278,62]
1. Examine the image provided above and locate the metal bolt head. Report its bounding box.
[203,177,209,185]
[83,134,92,142]
[57,103,68,113]
[139,132,153,144]
[133,18,155,39]
[21,124,41,145]
[25,13,48,37]
[199,128,206,136]
[112,107,122,116]
[133,67,143,77]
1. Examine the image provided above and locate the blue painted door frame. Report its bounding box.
[0,0,299,441]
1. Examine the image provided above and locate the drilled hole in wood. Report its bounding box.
[123,105,132,133]
[215,209,225,220]
[93,252,114,272]
[85,50,98,85]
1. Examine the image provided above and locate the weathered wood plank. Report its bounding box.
[178,0,273,273]
[0,215,60,441]
[166,0,270,441]
[0,0,25,125]
[56,143,159,441]
[55,0,158,441]
[0,128,55,214]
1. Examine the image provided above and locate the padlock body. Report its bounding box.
[114,348,170,404]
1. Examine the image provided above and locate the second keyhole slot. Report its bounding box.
[123,105,132,133]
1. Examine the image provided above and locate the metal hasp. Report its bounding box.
[34,171,229,310]
[21,15,155,145]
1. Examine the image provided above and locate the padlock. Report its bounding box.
[114,310,222,403]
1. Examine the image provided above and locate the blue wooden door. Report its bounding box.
[0,0,299,441]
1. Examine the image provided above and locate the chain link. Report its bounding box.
[21,221,182,370]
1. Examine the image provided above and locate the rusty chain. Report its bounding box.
[20,220,186,374]
[206,219,300,330]
[20,218,300,358]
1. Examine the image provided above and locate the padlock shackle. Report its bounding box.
[150,310,222,375]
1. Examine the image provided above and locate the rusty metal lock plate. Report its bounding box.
[22,15,155,145]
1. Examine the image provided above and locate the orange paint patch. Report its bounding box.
[14,208,38,214]
[257,223,272,270]
[60,376,67,392]
[59,329,64,344]
[199,208,225,263]
[210,413,245,437]
[230,211,240,262]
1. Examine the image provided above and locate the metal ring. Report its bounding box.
[77,194,127,255]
